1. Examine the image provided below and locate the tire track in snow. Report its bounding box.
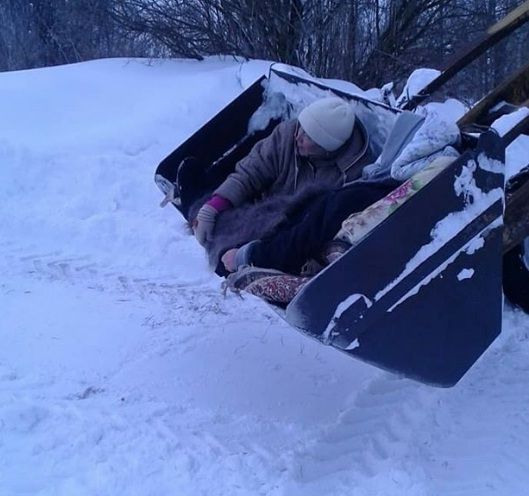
[0,243,273,362]
[0,244,294,496]
[1,244,229,321]
[282,374,437,495]
[1,243,288,336]
[0,389,290,496]
[281,312,529,496]
[417,310,529,496]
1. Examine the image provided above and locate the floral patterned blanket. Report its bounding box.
[335,156,457,246]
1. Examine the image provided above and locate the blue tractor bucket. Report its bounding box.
[155,69,505,387]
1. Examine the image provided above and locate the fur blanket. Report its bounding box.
[188,186,329,269]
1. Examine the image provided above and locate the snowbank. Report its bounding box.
[1,57,529,496]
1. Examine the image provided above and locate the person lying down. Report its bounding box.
[221,155,457,305]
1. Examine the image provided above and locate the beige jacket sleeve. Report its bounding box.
[213,121,294,207]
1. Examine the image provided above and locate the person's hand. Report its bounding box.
[194,204,219,246]
[221,248,239,272]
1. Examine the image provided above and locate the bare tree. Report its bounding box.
[0,0,151,72]
[2,0,527,104]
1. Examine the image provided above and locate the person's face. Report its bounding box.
[295,125,327,158]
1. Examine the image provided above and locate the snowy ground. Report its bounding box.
[1,57,529,496]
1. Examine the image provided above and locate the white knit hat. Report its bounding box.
[298,97,356,152]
